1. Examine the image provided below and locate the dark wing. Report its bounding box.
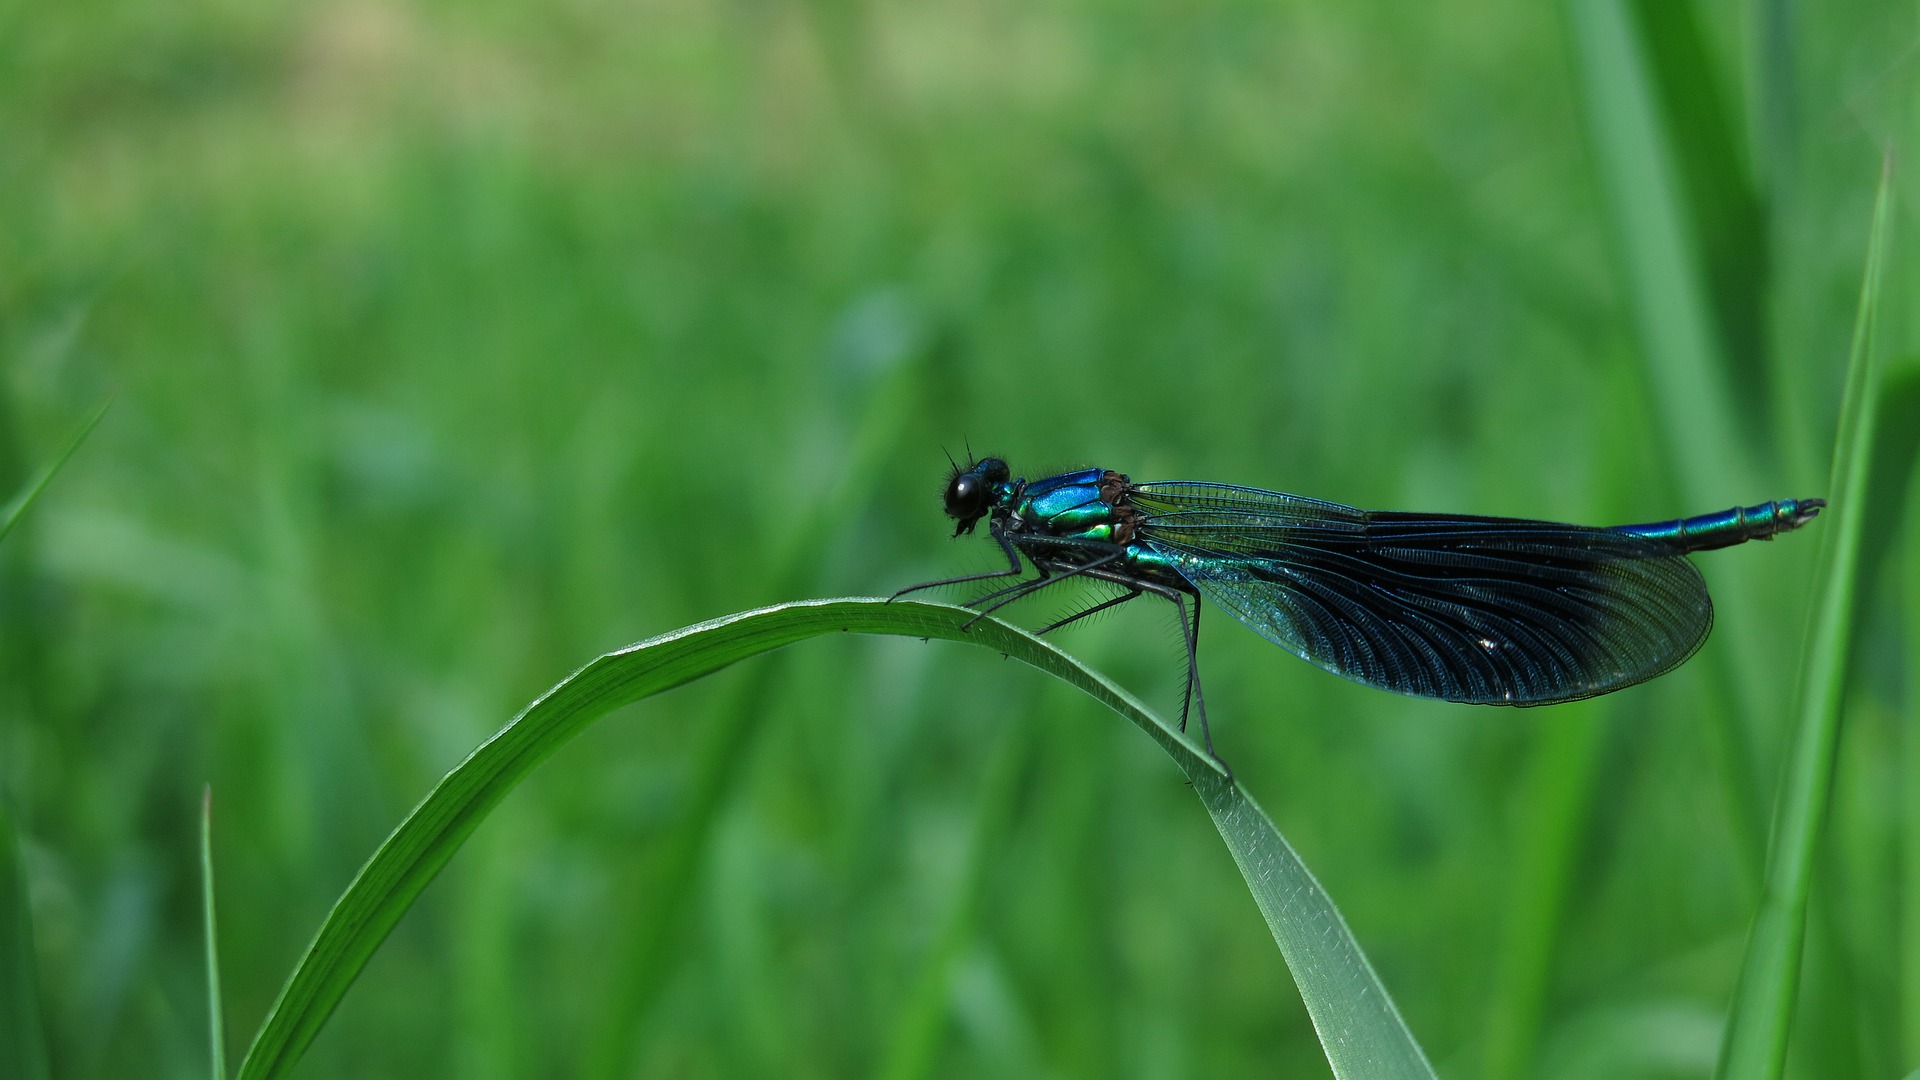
[1129,482,1712,705]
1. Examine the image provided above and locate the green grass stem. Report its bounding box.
[1713,156,1894,1080]
[1906,457,1920,1066]
[203,787,228,1080]
[1564,0,1756,502]
[1564,0,1774,894]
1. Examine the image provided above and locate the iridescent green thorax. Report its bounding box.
[1011,468,1126,541]
[992,467,1195,590]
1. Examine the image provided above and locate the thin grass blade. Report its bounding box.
[0,798,51,1080]
[1905,449,1920,1066]
[1565,0,1753,501]
[0,396,110,546]
[1714,156,1893,1080]
[1854,370,1920,606]
[1750,0,1796,202]
[234,598,1436,1080]
[1564,0,1771,889]
[1482,704,1609,1080]
[204,786,228,1080]
[1627,0,1773,461]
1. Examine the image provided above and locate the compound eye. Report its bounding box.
[945,474,984,519]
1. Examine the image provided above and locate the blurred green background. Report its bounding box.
[3,0,1916,1076]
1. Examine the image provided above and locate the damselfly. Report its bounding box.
[894,457,1823,774]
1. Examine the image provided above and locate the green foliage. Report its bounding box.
[2,0,1914,1077]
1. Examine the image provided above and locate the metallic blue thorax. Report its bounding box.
[1007,469,1125,543]
[986,467,1192,592]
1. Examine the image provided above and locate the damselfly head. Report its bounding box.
[943,457,1010,536]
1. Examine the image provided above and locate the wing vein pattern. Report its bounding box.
[1129,482,1712,705]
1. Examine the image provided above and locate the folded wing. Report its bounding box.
[1130,482,1712,705]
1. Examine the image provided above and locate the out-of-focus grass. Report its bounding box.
[200,788,225,1080]
[2,797,52,1080]
[0,399,109,546]
[1,398,105,1080]
[0,0,1911,1077]
[1717,157,1891,1080]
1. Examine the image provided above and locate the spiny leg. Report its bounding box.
[1175,591,1204,738]
[1169,589,1228,780]
[1066,567,1230,780]
[962,551,1124,627]
[1034,585,1145,635]
[890,523,1025,600]
[961,536,1128,610]
[963,561,1057,610]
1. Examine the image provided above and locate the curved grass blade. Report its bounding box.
[235,598,1436,1080]
[587,343,929,1079]
[1713,156,1893,1080]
